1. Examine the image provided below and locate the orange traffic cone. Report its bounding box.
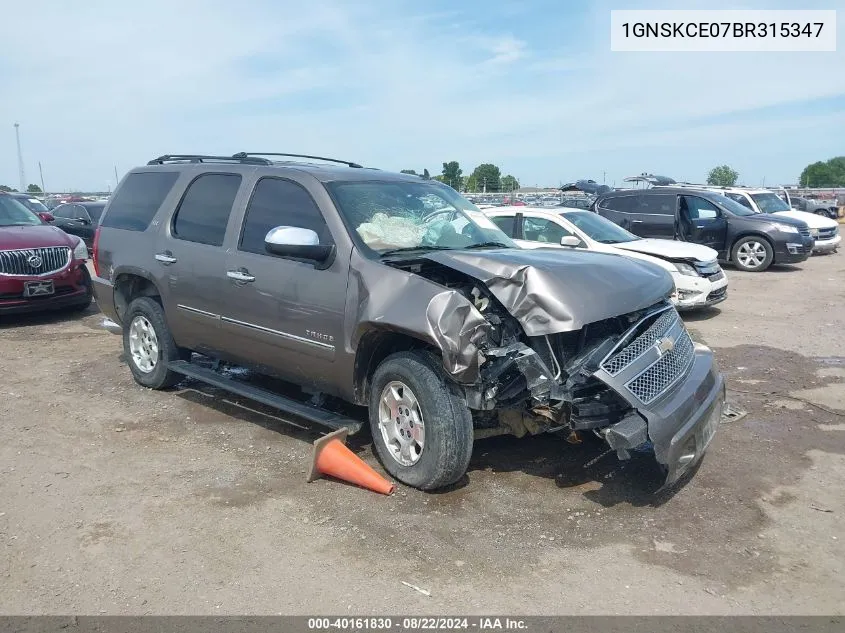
[306,428,396,495]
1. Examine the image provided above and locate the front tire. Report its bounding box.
[368,351,474,491]
[731,236,774,272]
[122,297,185,389]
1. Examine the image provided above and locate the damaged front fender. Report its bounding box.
[348,251,491,383]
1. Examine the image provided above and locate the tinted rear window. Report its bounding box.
[172,173,242,247]
[101,171,180,231]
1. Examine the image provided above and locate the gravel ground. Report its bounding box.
[1,254,844,615]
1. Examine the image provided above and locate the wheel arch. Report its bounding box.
[727,232,775,262]
[113,269,163,321]
[352,327,440,406]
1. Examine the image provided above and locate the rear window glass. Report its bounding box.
[101,171,180,231]
[172,173,242,247]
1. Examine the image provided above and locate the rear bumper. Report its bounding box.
[92,276,119,324]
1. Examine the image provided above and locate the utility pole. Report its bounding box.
[14,122,26,192]
[38,161,46,194]
[114,165,119,187]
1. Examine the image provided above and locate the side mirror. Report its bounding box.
[38,212,55,223]
[264,226,334,265]
[560,235,581,247]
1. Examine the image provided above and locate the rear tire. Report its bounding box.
[368,351,474,491]
[122,297,186,389]
[731,236,774,272]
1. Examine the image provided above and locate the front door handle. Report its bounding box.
[155,252,177,264]
[227,270,255,283]
[631,219,644,223]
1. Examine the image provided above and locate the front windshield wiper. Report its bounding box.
[379,245,454,258]
[461,242,511,249]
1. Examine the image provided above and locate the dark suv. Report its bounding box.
[592,188,814,272]
[92,153,725,491]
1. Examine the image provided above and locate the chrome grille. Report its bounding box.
[601,309,678,376]
[625,331,695,404]
[798,227,811,237]
[817,227,838,240]
[0,247,71,276]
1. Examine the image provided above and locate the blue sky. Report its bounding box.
[1,0,843,191]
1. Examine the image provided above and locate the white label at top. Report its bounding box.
[611,10,837,52]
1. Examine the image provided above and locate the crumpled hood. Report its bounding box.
[423,248,674,336]
[613,238,718,263]
[0,224,75,250]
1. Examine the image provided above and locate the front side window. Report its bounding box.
[681,196,720,220]
[0,197,42,226]
[172,173,242,246]
[326,180,515,256]
[522,217,574,243]
[239,178,330,255]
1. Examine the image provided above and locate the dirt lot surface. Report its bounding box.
[2,254,844,615]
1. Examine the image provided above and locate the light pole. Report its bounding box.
[14,122,26,192]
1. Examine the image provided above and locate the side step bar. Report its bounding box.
[167,360,363,435]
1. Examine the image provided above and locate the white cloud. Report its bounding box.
[0,0,843,190]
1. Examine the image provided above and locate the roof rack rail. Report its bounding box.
[232,152,363,169]
[147,154,273,166]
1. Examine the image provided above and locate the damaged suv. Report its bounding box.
[92,153,725,491]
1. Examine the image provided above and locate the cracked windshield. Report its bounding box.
[327,180,515,255]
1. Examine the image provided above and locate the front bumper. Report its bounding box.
[0,262,91,315]
[773,235,814,263]
[812,235,840,253]
[672,271,729,310]
[594,318,725,488]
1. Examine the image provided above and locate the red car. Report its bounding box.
[0,193,92,315]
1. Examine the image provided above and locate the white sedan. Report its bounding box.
[484,206,729,311]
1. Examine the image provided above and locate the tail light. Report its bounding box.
[92,226,102,277]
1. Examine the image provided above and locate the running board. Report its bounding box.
[167,360,363,435]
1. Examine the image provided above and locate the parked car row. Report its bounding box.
[589,186,838,272]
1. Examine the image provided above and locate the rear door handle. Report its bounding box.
[155,253,177,264]
[631,219,644,223]
[227,270,255,283]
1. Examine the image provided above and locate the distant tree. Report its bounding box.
[26,184,42,193]
[400,169,417,175]
[422,168,431,180]
[465,175,478,192]
[469,164,502,192]
[706,165,739,187]
[800,156,845,187]
[440,161,463,190]
[501,175,520,192]
[0,185,14,192]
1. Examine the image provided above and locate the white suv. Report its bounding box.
[705,187,839,254]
